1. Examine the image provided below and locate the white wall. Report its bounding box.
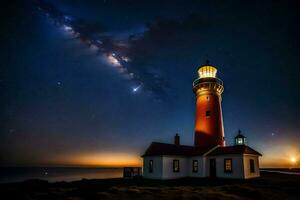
[243,154,260,179]
[188,156,205,177]
[161,156,189,179]
[206,155,244,179]
[143,154,260,179]
[203,157,209,177]
[143,156,163,179]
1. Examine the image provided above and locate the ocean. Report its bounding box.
[0,167,123,183]
[1,167,299,184]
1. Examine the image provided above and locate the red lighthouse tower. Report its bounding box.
[193,61,225,147]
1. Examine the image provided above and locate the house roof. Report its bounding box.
[206,145,262,156]
[142,142,213,157]
[142,142,262,157]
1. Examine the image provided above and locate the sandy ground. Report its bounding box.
[1,172,299,200]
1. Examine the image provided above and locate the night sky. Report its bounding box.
[1,0,299,167]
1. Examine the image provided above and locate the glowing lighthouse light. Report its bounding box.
[198,65,217,78]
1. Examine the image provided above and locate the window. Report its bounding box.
[149,160,153,173]
[205,110,211,118]
[237,138,243,145]
[224,159,232,173]
[192,160,198,173]
[173,160,180,172]
[250,159,255,173]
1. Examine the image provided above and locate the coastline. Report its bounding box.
[0,167,123,184]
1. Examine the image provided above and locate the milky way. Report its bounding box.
[35,0,166,99]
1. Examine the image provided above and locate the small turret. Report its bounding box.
[234,129,247,146]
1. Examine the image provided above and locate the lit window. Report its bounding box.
[198,66,217,78]
[173,160,180,172]
[192,160,198,173]
[250,159,255,173]
[206,110,211,118]
[149,160,153,173]
[224,159,232,173]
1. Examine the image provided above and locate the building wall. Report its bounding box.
[143,156,207,179]
[188,156,205,177]
[206,155,244,179]
[243,154,260,179]
[161,156,189,179]
[204,156,210,177]
[143,156,163,179]
[143,154,260,179]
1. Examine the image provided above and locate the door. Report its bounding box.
[209,158,216,178]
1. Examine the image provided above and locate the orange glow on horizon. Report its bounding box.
[48,152,142,167]
[45,148,300,168]
[290,157,297,163]
[260,145,299,168]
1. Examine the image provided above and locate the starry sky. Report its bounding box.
[1,0,299,168]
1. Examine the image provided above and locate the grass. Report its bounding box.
[1,172,299,200]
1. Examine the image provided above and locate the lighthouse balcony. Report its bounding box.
[193,77,224,94]
[193,77,223,87]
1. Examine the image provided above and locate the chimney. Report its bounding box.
[174,133,180,145]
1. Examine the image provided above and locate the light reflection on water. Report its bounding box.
[0,167,123,183]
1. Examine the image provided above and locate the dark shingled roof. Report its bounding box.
[206,145,262,156]
[142,142,213,157]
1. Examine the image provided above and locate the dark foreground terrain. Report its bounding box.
[1,172,299,200]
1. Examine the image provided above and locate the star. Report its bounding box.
[132,84,142,93]
[57,81,62,87]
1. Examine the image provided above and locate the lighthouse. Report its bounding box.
[193,61,225,147]
[142,61,262,179]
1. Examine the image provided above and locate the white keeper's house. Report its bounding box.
[142,62,262,179]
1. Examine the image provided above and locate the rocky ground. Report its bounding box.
[1,172,300,200]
